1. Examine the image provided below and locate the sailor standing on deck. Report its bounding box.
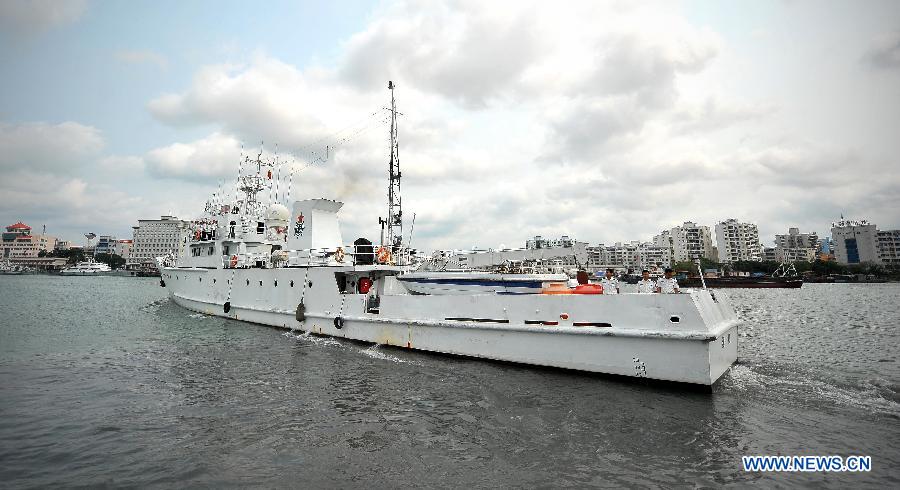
[599,268,620,294]
[655,268,680,294]
[637,270,655,294]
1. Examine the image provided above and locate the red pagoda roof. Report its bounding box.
[7,222,30,230]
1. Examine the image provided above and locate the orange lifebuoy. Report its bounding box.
[230,255,238,268]
[334,247,345,263]
[376,246,391,264]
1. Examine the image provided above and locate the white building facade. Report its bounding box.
[831,219,878,265]
[128,215,191,268]
[113,239,133,259]
[655,222,715,263]
[714,219,761,263]
[588,242,672,271]
[876,229,900,266]
[94,235,117,256]
[526,235,575,250]
[775,227,818,263]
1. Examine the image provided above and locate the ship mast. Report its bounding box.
[237,150,273,216]
[382,80,403,251]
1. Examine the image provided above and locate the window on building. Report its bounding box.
[845,239,859,263]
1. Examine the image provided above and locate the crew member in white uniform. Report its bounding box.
[655,268,680,294]
[599,268,620,294]
[637,270,655,294]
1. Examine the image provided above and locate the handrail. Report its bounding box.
[218,243,418,269]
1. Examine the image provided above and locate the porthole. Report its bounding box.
[670,316,680,323]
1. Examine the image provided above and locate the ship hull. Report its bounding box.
[163,266,739,386]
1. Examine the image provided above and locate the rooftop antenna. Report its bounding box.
[382,80,403,251]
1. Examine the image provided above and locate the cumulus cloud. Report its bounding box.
[0,0,86,36]
[340,1,543,108]
[0,121,104,173]
[0,167,153,242]
[145,132,245,182]
[147,57,376,149]
[134,0,897,250]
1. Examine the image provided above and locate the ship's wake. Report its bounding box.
[725,364,900,418]
[358,344,419,365]
[282,330,344,348]
[140,298,169,312]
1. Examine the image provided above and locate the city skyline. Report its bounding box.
[0,213,892,253]
[1,1,899,251]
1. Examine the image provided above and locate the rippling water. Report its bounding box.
[1,276,898,487]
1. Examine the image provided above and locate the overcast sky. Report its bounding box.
[1,0,898,250]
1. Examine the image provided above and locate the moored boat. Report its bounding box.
[678,276,803,288]
[59,259,113,276]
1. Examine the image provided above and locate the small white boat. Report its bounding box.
[59,259,112,275]
[0,259,33,275]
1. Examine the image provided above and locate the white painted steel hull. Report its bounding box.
[163,266,739,386]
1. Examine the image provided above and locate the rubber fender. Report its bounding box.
[295,302,306,322]
[334,316,344,329]
[224,301,231,313]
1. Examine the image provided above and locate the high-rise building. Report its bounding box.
[128,215,191,268]
[114,239,133,259]
[589,241,672,271]
[94,235,117,256]
[831,218,878,264]
[1,222,57,258]
[526,235,575,249]
[876,229,900,266]
[816,237,835,261]
[714,219,761,263]
[774,228,818,262]
[655,222,715,263]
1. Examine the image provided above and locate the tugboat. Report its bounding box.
[157,82,740,386]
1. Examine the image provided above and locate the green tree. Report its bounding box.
[674,257,721,274]
[94,253,126,269]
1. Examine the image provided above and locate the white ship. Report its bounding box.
[59,258,113,275]
[159,84,739,386]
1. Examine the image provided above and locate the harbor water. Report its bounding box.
[1,276,898,487]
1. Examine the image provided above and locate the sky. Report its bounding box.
[1,0,898,251]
